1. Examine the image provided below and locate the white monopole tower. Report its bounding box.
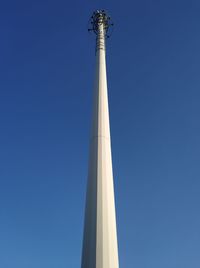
[81,10,119,268]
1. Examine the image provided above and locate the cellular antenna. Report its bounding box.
[81,10,119,268]
[88,10,114,38]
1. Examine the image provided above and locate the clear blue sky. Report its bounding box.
[0,0,200,267]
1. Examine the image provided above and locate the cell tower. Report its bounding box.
[81,10,119,268]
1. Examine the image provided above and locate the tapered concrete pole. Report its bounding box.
[81,10,119,268]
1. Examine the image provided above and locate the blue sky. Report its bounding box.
[0,0,200,267]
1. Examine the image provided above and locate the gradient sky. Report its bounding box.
[0,0,200,267]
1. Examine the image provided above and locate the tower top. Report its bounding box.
[88,10,114,38]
